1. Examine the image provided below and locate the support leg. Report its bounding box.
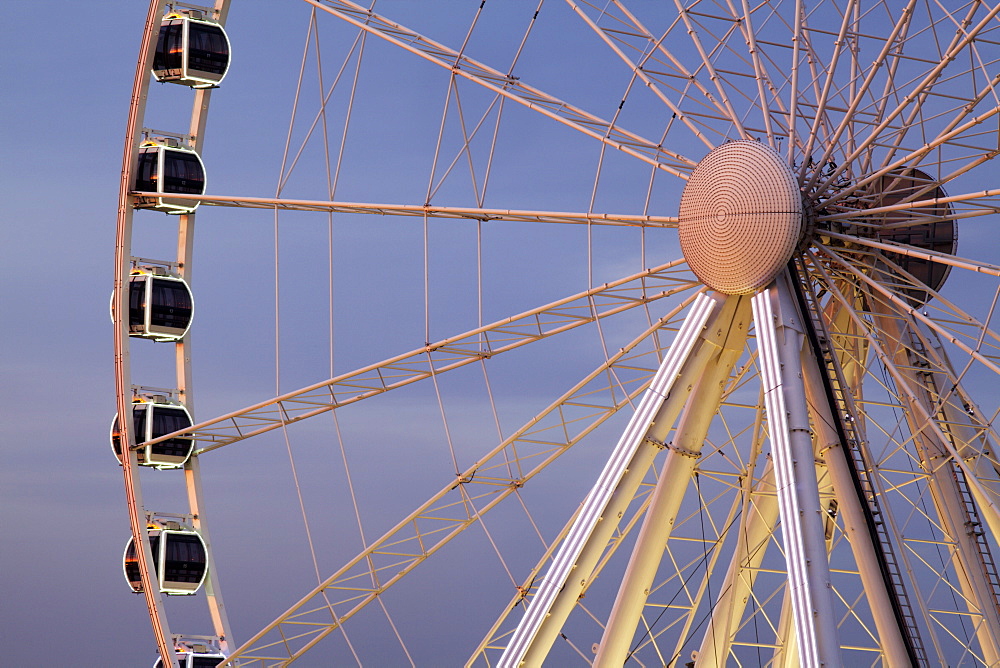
[802,353,914,664]
[694,458,780,665]
[753,273,842,667]
[594,296,751,665]
[498,292,747,667]
[875,310,1000,663]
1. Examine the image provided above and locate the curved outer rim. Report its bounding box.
[114,2,233,667]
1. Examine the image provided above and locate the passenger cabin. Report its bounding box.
[111,398,194,469]
[127,270,194,341]
[124,526,208,595]
[134,142,205,214]
[152,650,226,668]
[153,13,231,88]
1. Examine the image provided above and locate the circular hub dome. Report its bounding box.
[679,140,804,294]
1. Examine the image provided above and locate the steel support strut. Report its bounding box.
[176,0,236,653]
[791,259,923,664]
[801,354,915,664]
[498,292,739,666]
[873,309,1000,663]
[694,459,780,665]
[752,272,842,667]
[593,294,752,666]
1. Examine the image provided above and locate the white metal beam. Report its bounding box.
[751,273,842,667]
[695,459,780,665]
[222,301,698,666]
[593,294,752,666]
[801,352,913,664]
[131,191,680,228]
[874,310,1000,664]
[142,263,697,454]
[113,2,176,666]
[175,0,236,652]
[307,0,696,179]
[499,291,732,666]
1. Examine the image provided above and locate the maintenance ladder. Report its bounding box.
[791,258,927,665]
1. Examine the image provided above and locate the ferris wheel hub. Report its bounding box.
[679,140,804,295]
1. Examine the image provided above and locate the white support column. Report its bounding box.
[176,2,236,645]
[772,586,800,668]
[498,292,734,667]
[694,459,780,665]
[919,320,1000,528]
[875,310,1000,663]
[184,457,234,654]
[593,295,751,666]
[752,273,842,667]
[801,352,913,664]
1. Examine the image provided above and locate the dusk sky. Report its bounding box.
[2,3,682,664]
[4,2,1000,666]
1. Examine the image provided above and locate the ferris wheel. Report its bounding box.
[113,1,1000,666]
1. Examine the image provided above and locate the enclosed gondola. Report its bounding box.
[134,140,205,214]
[125,268,194,341]
[152,649,226,667]
[153,12,231,88]
[111,397,194,469]
[124,524,209,595]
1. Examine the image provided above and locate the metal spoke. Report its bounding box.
[114,3,1000,666]
[131,191,678,227]
[220,296,700,666]
[306,0,698,178]
[139,263,697,453]
[565,0,717,151]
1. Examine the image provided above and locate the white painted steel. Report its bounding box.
[694,459,780,665]
[872,310,1000,664]
[176,5,235,647]
[130,191,680,227]
[499,291,722,667]
[116,2,1000,665]
[593,294,751,666]
[801,352,912,665]
[821,230,1000,278]
[114,2,176,665]
[142,262,697,453]
[219,299,707,666]
[808,253,1000,662]
[306,0,696,180]
[817,188,1000,222]
[751,275,842,667]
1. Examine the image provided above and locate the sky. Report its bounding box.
[3,2,1000,667]
[1,3,679,665]
[2,3,168,665]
